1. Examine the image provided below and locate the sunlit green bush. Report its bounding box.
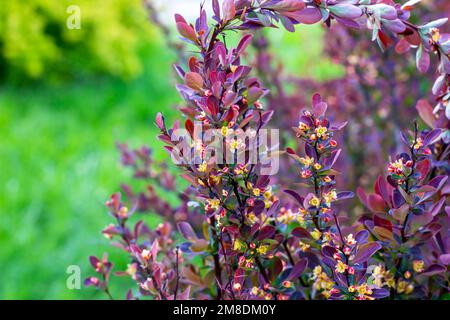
[0,0,155,81]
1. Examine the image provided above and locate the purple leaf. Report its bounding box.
[288,258,308,280]
[155,112,165,130]
[416,99,435,128]
[439,254,450,265]
[89,256,100,269]
[285,7,322,24]
[312,102,327,117]
[383,19,406,34]
[222,0,236,23]
[253,200,266,215]
[212,0,221,20]
[329,4,362,20]
[421,264,446,276]
[284,189,304,206]
[322,245,337,259]
[236,34,253,56]
[177,222,198,240]
[428,175,448,190]
[291,227,310,239]
[416,45,430,73]
[371,288,390,298]
[351,242,382,264]
[337,191,354,200]
[423,129,442,145]
[257,225,276,240]
[355,230,369,244]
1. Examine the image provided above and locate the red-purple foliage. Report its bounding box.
[86,0,449,300]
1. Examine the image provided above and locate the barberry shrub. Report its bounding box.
[86,0,449,300]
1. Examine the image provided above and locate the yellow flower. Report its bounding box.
[263,190,272,200]
[348,285,356,293]
[209,175,221,184]
[247,212,257,224]
[335,260,348,273]
[356,284,368,295]
[233,239,246,251]
[126,263,137,278]
[298,241,310,252]
[309,196,321,208]
[298,122,309,131]
[253,188,261,197]
[198,161,207,173]
[310,228,322,240]
[385,272,395,288]
[251,287,260,295]
[207,198,221,210]
[233,283,242,291]
[299,156,314,167]
[313,163,322,170]
[323,176,332,183]
[313,265,323,278]
[315,126,328,138]
[406,284,414,294]
[396,280,408,294]
[141,249,151,260]
[229,139,242,151]
[323,190,337,206]
[431,28,441,43]
[413,260,425,273]
[413,137,423,150]
[345,233,356,246]
[221,126,229,137]
[256,245,269,255]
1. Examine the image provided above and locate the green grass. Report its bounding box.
[0,24,342,299]
[0,35,181,299]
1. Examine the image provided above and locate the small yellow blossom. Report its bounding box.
[221,126,229,137]
[310,228,322,240]
[228,138,242,151]
[233,283,242,291]
[207,198,221,210]
[253,188,261,197]
[335,260,348,273]
[256,245,269,255]
[233,239,246,251]
[251,287,260,295]
[309,196,321,208]
[141,249,151,260]
[263,190,272,200]
[298,241,310,252]
[345,233,356,246]
[323,190,337,206]
[413,260,425,273]
[198,161,207,173]
[431,28,441,43]
[299,156,314,167]
[413,137,423,150]
[315,126,328,138]
[247,212,257,224]
[298,122,309,131]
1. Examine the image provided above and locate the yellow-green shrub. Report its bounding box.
[0,0,156,80]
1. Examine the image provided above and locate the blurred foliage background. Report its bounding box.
[0,0,341,299]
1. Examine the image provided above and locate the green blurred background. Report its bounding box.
[0,0,342,299]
